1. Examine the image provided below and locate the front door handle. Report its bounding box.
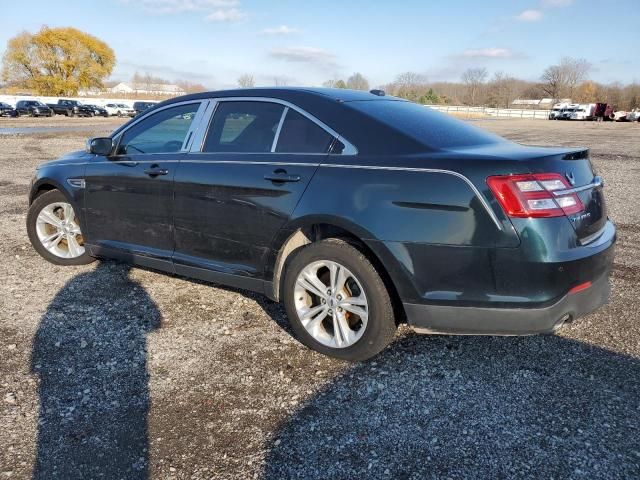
[264,169,301,183]
[144,165,169,177]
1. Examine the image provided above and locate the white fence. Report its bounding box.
[427,104,551,120]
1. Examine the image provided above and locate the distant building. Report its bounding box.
[109,82,186,96]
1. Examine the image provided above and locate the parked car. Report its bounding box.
[627,108,640,122]
[83,104,109,117]
[15,100,53,117]
[0,102,17,117]
[104,103,135,117]
[133,101,157,116]
[26,88,615,361]
[47,99,94,117]
[569,104,596,121]
[613,111,629,122]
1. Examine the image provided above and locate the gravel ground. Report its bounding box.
[0,117,638,479]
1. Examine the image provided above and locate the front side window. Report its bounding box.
[116,103,199,155]
[203,101,284,153]
[275,109,334,153]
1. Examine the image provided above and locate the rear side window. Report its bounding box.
[203,101,284,153]
[348,100,503,149]
[275,109,334,153]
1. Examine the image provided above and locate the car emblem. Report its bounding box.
[565,171,576,186]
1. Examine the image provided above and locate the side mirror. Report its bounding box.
[87,137,113,156]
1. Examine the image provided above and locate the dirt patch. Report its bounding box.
[0,118,638,479]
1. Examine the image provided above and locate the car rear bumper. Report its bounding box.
[404,269,611,335]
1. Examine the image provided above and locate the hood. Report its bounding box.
[36,150,92,169]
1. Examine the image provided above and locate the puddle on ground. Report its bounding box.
[0,125,113,135]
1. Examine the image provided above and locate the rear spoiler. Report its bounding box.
[562,149,589,161]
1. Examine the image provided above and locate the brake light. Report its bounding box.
[487,173,584,218]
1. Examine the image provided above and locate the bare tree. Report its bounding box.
[461,67,488,106]
[176,80,207,94]
[323,78,347,88]
[487,71,522,108]
[560,57,591,98]
[272,76,288,86]
[540,64,565,101]
[237,74,255,88]
[540,57,591,101]
[346,72,370,90]
[391,72,428,101]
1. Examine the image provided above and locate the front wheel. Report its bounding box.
[26,190,95,266]
[283,239,397,361]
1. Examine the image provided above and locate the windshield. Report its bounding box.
[347,99,504,149]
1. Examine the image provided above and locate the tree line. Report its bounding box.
[2,26,638,110]
[296,58,638,110]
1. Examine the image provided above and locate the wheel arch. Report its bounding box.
[29,179,68,205]
[268,217,409,324]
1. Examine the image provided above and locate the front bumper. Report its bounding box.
[405,271,611,335]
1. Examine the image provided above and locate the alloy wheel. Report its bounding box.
[35,202,85,258]
[294,260,368,348]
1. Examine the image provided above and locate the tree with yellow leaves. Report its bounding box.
[1,26,115,96]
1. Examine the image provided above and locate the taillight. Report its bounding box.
[487,173,584,218]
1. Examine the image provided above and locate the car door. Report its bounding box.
[83,101,206,270]
[172,99,337,288]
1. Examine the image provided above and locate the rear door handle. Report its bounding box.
[144,165,169,177]
[264,169,301,183]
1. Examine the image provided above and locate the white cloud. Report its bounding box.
[269,46,339,69]
[205,8,247,22]
[121,0,246,22]
[515,9,543,21]
[541,0,573,6]
[462,48,515,58]
[125,0,239,13]
[261,25,300,35]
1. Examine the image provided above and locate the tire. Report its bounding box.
[283,238,397,361]
[26,190,95,266]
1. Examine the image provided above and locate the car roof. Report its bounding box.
[163,87,394,105]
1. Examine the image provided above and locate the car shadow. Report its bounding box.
[31,261,161,479]
[263,333,640,479]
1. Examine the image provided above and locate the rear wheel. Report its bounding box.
[283,239,397,361]
[26,190,95,266]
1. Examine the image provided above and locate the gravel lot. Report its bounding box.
[1,117,638,479]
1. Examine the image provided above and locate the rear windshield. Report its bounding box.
[347,100,503,149]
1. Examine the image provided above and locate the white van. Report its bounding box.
[570,104,596,121]
[549,103,569,120]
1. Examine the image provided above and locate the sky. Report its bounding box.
[1,0,638,89]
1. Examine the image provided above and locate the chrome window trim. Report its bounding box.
[189,100,218,153]
[197,96,358,155]
[322,163,503,230]
[182,101,210,152]
[552,176,602,196]
[271,107,289,152]
[110,100,206,156]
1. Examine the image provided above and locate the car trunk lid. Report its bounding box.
[458,143,607,243]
